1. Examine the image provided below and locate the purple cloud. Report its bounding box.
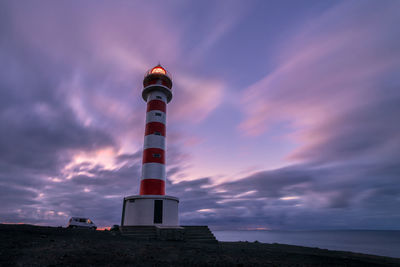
[0,0,399,230]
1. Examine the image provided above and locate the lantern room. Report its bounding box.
[142,64,173,103]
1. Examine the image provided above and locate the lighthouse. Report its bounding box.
[140,65,171,195]
[119,65,217,242]
[121,65,179,227]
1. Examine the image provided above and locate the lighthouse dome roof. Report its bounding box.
[145,64,171,80]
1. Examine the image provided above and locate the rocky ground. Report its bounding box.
[1,224,399,266]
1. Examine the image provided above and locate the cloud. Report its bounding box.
[0,0,228,227]
[233,2,400,229]
[2,0,225,146]
[239,1,400,140]
[170,161,400,230]
[169,74,224,123]
[184,0,249,61]
[1,1,399,231]
[288,98,400,164]
[205,1,400,229]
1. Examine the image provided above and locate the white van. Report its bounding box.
[67,217,97,230]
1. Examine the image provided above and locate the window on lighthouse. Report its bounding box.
[155,112,162,117]
[152,154,161,158]
[156,96,162,100]
[154,132,161,136]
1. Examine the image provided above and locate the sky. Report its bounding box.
[1,0,400,230]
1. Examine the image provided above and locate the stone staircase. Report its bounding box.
[182,226,218,243]
[119,226,158,240]
[119,225,217,243]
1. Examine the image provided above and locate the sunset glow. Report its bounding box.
[0,0,399,230]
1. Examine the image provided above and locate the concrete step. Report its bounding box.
[122,228,156,230]
[185,233,216,237]
[120,225,218,243]
[184,229,212,232]
[121,227,157,229]
[123,233,157,236]
[183,225,217,243]
[186,239,218,243]
[122,232,157,235]
[122,230,157,232]
[125,234,157,236]
[185,234,215,238]
[182,226,209,229]
[120,226,157,233]
[186,237,216,241]
[125,237,157,240]
[125,233,157,236]
[185,228,211,232]
[185,230,211,232]
[185,230,213,234]
[125,238,157,240]
[122,228,157,230]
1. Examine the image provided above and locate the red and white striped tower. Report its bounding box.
[120,65,179,227]
[140,65,172,195]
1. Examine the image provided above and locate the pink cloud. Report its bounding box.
[7,1,227,150]
[238,1,400,162]
[170,73,224,123]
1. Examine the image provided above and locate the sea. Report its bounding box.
[213,230,400,258]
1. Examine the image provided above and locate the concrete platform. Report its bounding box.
[119,225,217,243]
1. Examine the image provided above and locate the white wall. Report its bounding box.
[123,195,179,226]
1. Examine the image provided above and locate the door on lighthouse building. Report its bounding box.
[154,200,163,224]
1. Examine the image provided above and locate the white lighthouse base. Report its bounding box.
[121,195,179,227]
